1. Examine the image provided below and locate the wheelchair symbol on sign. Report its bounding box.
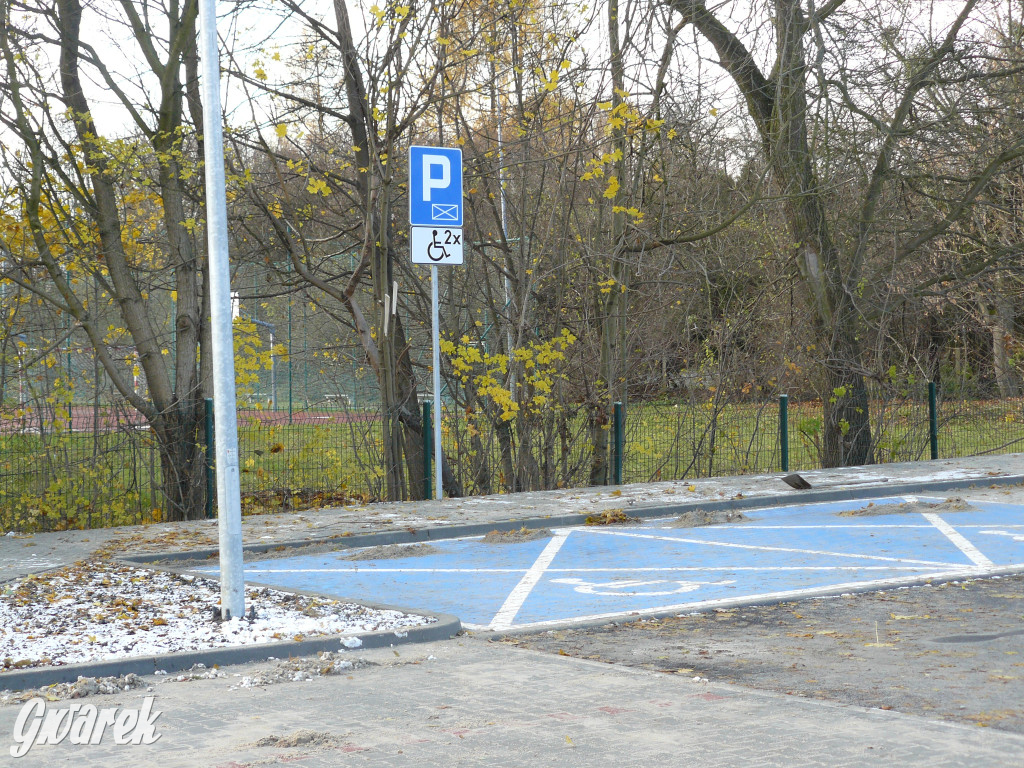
[551,578,735,596]
[427,229,461,262]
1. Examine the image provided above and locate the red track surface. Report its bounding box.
[0,406,376,433]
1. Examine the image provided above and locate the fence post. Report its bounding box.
[780,394,789,472]
[928,382,939,460]
[612,401,624,485]
[422,400,433,500]
[205,397,215,519]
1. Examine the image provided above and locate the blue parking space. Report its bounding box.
[198,496,1024,631]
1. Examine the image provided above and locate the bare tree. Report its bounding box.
[0,0,215,519]
[660,0,1024,466]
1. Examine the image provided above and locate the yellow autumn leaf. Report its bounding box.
[603,175,620,199]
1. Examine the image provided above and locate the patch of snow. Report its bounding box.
[0,562,433,671]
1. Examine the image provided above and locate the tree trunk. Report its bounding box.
[51,0,210,517]
[588,401,609,485]
[496,420,519,491]
[152,395,207,522]
[784,197,873,467]
[982,284,1019,397]
[465,390,491,494]
[822,323,873,467]
[374,249,404,500]
[588,0,628,486]
[392,311,462,499]
[673,0,873,467]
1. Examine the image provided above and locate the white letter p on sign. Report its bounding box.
[422,155,450,201]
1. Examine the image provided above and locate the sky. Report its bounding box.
[3,0,998,163]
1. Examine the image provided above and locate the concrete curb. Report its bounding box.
[0,608,461,691]
[123,473,1024,566]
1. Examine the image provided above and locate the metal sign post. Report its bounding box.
[431,264,442,500]
[198,0,244,618]
[409,146,463,500]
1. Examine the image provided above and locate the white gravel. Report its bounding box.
[0,561,435,670]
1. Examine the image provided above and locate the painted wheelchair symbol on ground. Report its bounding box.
[549,577,736,596]
[214,496,1024,632]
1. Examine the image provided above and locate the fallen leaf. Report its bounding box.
[584,510,640,525]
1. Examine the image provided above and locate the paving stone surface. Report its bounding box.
[1,639,1022,767]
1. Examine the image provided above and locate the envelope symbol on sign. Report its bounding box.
[432,203,459,221]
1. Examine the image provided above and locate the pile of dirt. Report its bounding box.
[0,673,148,704]
[584,510,641,526]
[255,730,340,748]
[666,510,751,528]
[235,652,375,688]
[481,527,553,543]
[838,497,976,517]
[344,543,440,560]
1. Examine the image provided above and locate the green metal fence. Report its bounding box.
[0,401,159,531]
[3,385,1024,531]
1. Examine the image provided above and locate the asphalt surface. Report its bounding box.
[1,456,1024,765]
[505,573,1024,734]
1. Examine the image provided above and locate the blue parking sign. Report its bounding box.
[409,146,463,227]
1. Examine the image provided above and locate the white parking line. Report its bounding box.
[488,530,570,631]
[240,565,942,574]
[713,524,1024,528]
[217,496,1024,633]
[921,513,994,567]
[469,565,999,632]
[583,528,958,567]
